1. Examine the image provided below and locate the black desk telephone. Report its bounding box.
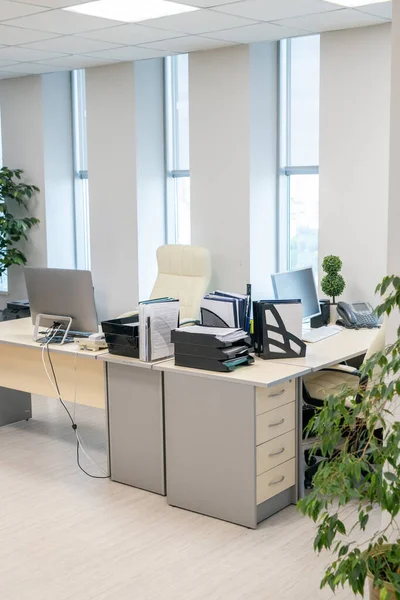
[336,301,379,329]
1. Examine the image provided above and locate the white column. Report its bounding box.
[42,72,75,270]
[319,24,391,304]
[387,4,400,342]
[0,75,47,308]
[189,43,278,297]
[86,60,165,322]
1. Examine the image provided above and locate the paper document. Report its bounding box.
[176,325,247,343]
[139,299,180,362]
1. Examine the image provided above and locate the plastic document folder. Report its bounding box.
[139,298,180,362]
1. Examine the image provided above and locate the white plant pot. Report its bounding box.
[330,304,338,324]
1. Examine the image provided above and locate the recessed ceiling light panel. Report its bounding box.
[324,0,390,6]
[63,0,199,23]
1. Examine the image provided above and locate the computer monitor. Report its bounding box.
[271,267,320,321]
[24,267,98,333]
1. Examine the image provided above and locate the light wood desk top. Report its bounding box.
[274,327,378,371]
[0,318,105,360]
[154,356,311,388]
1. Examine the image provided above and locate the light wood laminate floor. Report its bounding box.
[0,396,378,600]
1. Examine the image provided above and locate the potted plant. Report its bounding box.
[0,167,40,279]
[299,274,400,599]
[321,255,346,323]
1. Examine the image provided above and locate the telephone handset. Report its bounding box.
[336,301,379,329]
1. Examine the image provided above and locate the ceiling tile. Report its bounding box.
[7,0,100,6]
[2,61,64,73]
[213,0,339,21]
[84,46,171,61]
[0,58,18,67]
[4,9,122,35]
[0,24,60,44]
[36,54,116,68]
[80,23,184,45]
[203,21,307,43]
[169,0,245,5]
[0,45,66,61]
[141,35,234,52]
[357,2,392,19]
[21,34,121,53]
[0,0,47,21]
[0,71,27,78]
[140,8,258,34]
[276,8,389,33]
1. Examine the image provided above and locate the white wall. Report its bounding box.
[190,43,278,296]
[0,75,47,309]
[319,24,391,305]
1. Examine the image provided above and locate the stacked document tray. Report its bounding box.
[171,326,254,372]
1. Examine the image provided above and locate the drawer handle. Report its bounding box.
[269,418,285,428]
[268,389,285,398]
[269,476,285,486]
[269,447,285,457]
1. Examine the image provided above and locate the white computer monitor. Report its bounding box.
[271,267,321,321]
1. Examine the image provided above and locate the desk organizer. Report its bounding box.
[102,315,139,359]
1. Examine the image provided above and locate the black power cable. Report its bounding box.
[44,324,109,480]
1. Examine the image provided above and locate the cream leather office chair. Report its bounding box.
[150,245,212,323]
[304,321,387,407]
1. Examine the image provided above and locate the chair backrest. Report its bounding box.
[150,245,212,322]
[364,319,387,363]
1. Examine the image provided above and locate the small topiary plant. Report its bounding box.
[321,255,346,305]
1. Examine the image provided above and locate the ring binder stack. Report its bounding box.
[171,326,254,372]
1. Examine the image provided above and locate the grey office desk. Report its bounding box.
[154,359,311,529]
[99,353,169,496]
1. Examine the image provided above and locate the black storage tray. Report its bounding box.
[175,353,254,373]
[171,329,252,348]
[102,316,139,359]
[174,342,252,360]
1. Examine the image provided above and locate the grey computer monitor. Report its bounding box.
[271,267,320,320]
[24,267,98,333]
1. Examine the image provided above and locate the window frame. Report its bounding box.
[278,37,320,272]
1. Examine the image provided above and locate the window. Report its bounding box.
[71,69,90,270]
[279,36,320,276]
[165,54,190,245]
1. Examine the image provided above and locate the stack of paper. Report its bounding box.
[180,325,247,343]
[200,290,250,331]
[139,298,180,362]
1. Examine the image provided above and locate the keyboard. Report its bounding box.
[302,326,342,343]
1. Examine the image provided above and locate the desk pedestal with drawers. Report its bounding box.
[157,360,310,529]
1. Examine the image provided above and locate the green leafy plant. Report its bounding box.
[321,255,346,304]
[0,167,40,277]
[299,275,400,599]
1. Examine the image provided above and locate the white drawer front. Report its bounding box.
[256,402,295,446]
[257,458,296,505]
[256,430,296,476]
[256,380,295,415]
